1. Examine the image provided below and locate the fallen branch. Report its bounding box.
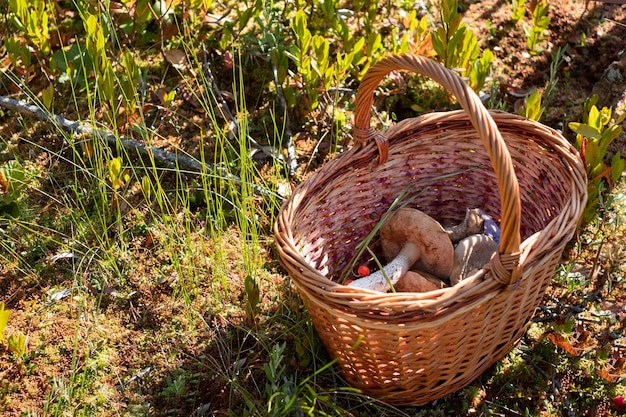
[0,95,282,201]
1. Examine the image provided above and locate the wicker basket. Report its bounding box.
[274,54,587,406]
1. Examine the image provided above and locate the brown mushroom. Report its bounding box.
[449,233,498,285]
[394,270,447,292]
[348,208,454,292]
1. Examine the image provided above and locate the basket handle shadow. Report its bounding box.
[353,54,522,285]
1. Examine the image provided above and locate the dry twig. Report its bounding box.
[0,95,282,200]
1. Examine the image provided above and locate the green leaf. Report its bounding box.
[108,157,127,190]
[308,89,319,110]
[469,49,493,92]
[568,122,602,140]
[5,36,23,66]
[431,27,446,58]
[312,35,329,76]
[85,14,98,40]
[599,106,613,127]
[511,0,526,21]
[8,0,26,21]
[109,157,122,179]
[587,105,600,130]
[42,83,54,110]
[597,124,620,162]
[292,9,311,52]
[99,63,116,103]
[284,85,296,108]
[611,152,626,183]
[8,332,26,356]
[519,90,544,121]
[323,65,334,90]
[584,141,602,175]
[446,26,466,67]
[0,160,28,206]
[368,32,382,56]
[236,4,255,31]
[0,202,21,218]
[141,176,152,200]
[0,303,9,341]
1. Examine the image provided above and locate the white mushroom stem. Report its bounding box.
[348,242,419,292]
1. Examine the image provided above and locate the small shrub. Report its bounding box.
[511,0,527,22]
[431,0,493,92]
[525,0,550,55]
[0,303,26,357]
[8,0,51,56]
[0,160,29,218]
[568,95,626,223]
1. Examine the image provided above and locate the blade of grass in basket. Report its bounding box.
[336,167,480,285]
[364,245,398,292]
[337,184,419,284]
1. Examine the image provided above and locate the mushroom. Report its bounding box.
[449,233,498,285]
[348,208,454,292]
[394,270,447,292]
[445,208,484,243]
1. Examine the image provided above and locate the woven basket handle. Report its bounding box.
[354,54,522,285]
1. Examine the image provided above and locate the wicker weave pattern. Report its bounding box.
[274,54,587,405]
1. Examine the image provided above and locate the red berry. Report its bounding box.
[614,395,625,408]
[344,279,353,285]
[357,265,370,277]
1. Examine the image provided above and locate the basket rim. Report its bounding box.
[274,111,587,315]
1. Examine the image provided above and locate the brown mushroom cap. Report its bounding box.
[380,208,454,279]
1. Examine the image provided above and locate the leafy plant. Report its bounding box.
[518,88,543,121]
[568,95,626,223]
[518,46,568,122]
[244,274,260,328]
[0,303,26,357]
[0,160,29,217]
[525,0,550,55]
[511,0,527,22]
[287,9,333,110]
[389,10,432,57]
[262,342,342,416]
[107,157,130,191]
[8,0,51,56]
[84,13,116,105]
[0,303,9,341]
[7,333,26,357]
[431,0,493,92]
[263,342,297,415]
[4,35,32,69]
